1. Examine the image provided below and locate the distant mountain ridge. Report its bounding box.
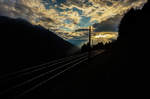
[0,16,78,74]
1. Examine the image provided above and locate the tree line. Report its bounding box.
[81,42,114,52]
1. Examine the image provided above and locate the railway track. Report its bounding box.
[0,50,104,98]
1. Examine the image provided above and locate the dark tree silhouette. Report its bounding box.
[105,1,150,73]
[81,42,113,53]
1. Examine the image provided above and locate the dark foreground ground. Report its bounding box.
[18,51,123,98]
[1,1,150,98]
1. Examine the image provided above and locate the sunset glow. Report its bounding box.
[0,0,147,45]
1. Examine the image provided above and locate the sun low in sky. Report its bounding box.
[0,0,147,46]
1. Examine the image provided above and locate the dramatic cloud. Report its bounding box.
[93,15,122,32]
[92,32,118,44]
[0,0,148,45]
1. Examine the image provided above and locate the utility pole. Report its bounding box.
[89,26,92,48]
[88,26,92,61]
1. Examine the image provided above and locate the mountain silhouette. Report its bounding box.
[0,16,78,74]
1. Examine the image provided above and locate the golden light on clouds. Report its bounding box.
[0,0,148,45]
[92,32,118,44]
[93,32,118,39]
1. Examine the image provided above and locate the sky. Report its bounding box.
[0,0,148,46]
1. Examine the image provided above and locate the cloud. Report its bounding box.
[0,0,148,45]
[93,15,123,32]
[86,31,118,45]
